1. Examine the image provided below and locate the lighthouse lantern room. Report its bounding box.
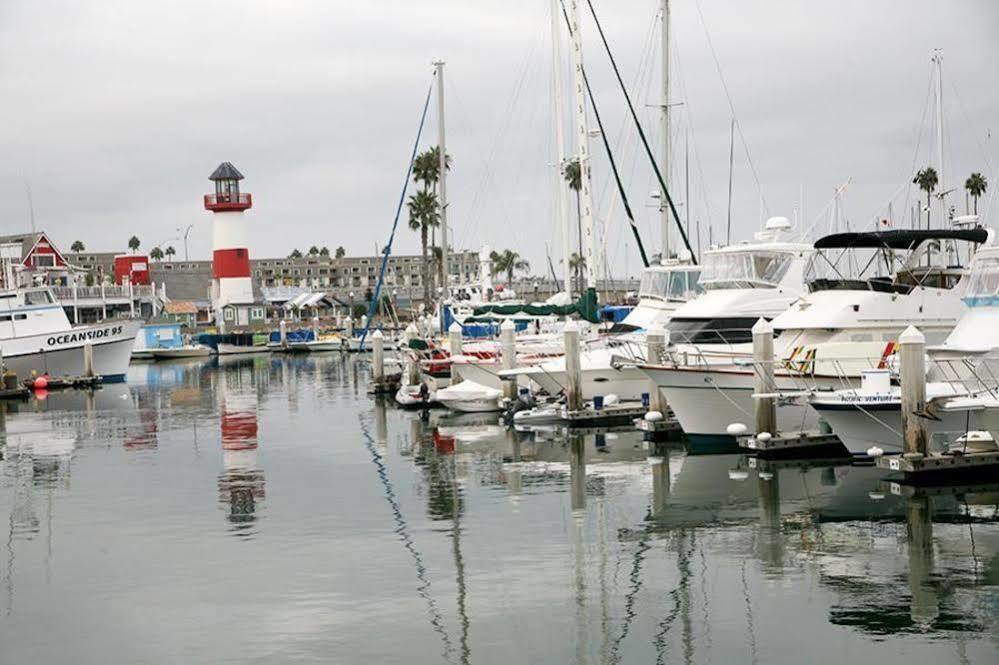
[205,162,262,330]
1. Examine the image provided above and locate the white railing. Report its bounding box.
[51,285,156,300]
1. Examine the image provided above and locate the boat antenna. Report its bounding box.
[24,181,36,233]
[580,0,697,263]
[358,81,434,350]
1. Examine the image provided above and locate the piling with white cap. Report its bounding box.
[646,324,667,413]
[899,325,927,456]
[752,318,776,437]
[345,316,354,338]
[372,329,385,385]
[448,321,463,383]
[500,319,517,400]
[564,321,582,412]
[311,316,320,342]
[279,319,287,347]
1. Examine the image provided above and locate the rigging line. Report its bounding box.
[578,0,697,263]
[692,0,768,217]
[671,26,715,232]
[358,82,433,350]
[948,76,996,174]
[358,414,456,663]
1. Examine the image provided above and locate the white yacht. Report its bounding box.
[811,238,999,454]
[497,260,702,399]
[641,227,990,444]
[0,286,142,381]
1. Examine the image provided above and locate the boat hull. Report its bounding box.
[150,346,211,360]
[217,343,269,356]
[4,319,142,381]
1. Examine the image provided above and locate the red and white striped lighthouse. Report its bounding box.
[204,162,254,319]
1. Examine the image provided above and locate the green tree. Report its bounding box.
[149,246,164,261]
[913,167,938,229]
[289,249,303,259]
[568,252,586,291]
[127,236,140,252]
[308,245,320,256]
[412,146,452,294]
[563,159,584,291]
[407,189,440,304]
[319,246,330,257]
[965,172,988,215]
[165,246,176,261]
[335,246,346,259]
[70,240,85,253]
[489,249,530,285]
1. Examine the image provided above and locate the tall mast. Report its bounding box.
[434,61,450,295]
[726,117,734,245]
[933,50,945,227]
[660,0,671,260]
[568,0,597,294]
[551,0,572,298]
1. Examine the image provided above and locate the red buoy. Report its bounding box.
[33,375,48,390]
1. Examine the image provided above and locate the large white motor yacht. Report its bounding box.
[641,227,990,445]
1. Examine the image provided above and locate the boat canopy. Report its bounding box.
[814,228,988,250]
[697,249,795,290]
[638,267,703,301]
[963,252,999,306]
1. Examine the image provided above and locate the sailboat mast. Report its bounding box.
[568,0,597,292]
[434,61,450,295]
[726,117,734,245]
[660,0,671,260]
[551,0,572,298]
[933,50,945,227]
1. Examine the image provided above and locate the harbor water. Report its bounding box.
[0,355,996,664]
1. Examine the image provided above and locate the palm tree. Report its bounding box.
[289,248,303,259]
[965,172,988,215]
[489,249,530,285]
[165,246,176,261]
[319,246,330,257]
[407,189,440,304]
[412,146,452,194]
[568,252,586,292]
[149,246,164,261]
[70,240,85,253]
[913,167,938,229]
[335,246,346,259]
[563,159,584,287]
[127,236,140,252]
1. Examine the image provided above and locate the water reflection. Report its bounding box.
[0,355,993,664]
[216,359,265,536]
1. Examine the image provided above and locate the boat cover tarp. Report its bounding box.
[471,289,599,323]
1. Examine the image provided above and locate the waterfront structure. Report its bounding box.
[204,162,264,330]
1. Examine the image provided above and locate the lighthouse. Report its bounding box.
[204,162,255,328]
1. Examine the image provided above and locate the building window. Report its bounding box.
[223,308,234,321]
[251,307,264,319]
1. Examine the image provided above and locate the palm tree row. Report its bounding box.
[913,167,989,226]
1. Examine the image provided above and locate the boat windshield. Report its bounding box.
[697,250,793,289]
[638,269,703,302]
[963,255,999,305]
[23,289,54,306]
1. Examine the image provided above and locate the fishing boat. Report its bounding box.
[0,286,141,381]
[198,332,270,355]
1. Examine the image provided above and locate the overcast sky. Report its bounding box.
[1,0,996,278]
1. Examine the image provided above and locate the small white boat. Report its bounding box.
[150,345,212,360]
[435,380,503,413]
[217,342,269,355]
[396,383,435,408]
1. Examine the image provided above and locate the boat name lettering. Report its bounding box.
[47,325,124,346]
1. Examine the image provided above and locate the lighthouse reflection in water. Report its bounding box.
[216,360,265,533]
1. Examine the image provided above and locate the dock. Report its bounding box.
[876,450,999,481]
[562,401,651,428]
[738,430,845,457]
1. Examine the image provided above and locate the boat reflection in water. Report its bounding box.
[216,359,265,536]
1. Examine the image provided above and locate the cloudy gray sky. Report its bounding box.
[1,0,996,278]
